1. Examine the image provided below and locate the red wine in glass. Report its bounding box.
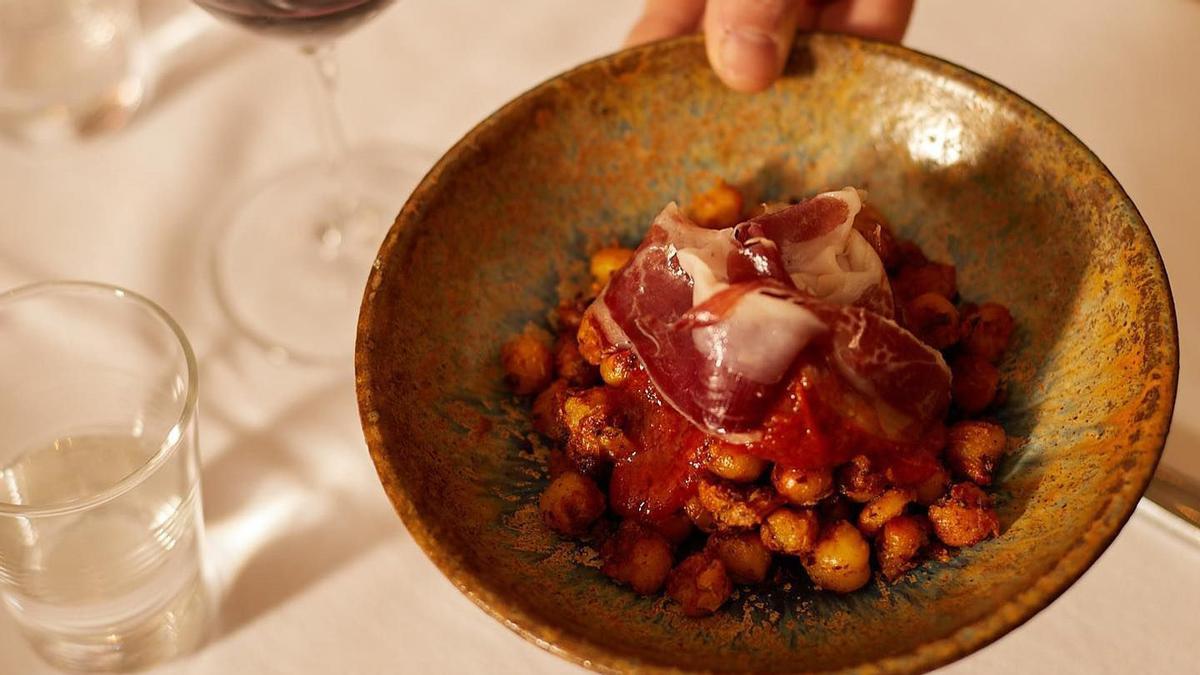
[193,0,395,40]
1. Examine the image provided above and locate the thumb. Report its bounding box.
[703,0,812,93]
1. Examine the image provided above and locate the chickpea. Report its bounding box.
[837,455,887,503]
[857,488,915,537]
[567,423,635,470]
[653,510,694,545]
[961,302,1015,364]
[561,388,614,434]
[688,180,745,229]
[667,553,733,617]
[684,496,718,533]
[555,334,598,387]
[575,317,605,366]
[904,292,960,350]
[802,521,872,593]
[852,203,899,271]
[771,464,834,505]
[589,247,635,287]
[695,478,781,529]
[894,262,957,302]
[599,350,638,387]
[876,514,931,581]
[946,421,1008,485]
[705,441,766,482]
[501,328,554,395]
[531,379,570,441]
[928,483,1000,547]
[554,297,588,332]
[951,355,1000,414]
[707,531,773,584]
[562,388,632,472]
[540,471,606,537]
[600,520,674,595]
[913,465,950,506]
[760,507,820,556]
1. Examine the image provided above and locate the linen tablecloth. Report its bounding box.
[1,0,1197,672]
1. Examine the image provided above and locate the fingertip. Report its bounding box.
[707,28,786,93]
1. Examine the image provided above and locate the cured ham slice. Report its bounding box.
[736,188,894,317]
[584,190,944,441]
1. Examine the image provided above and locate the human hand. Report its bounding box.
[625,0,914,92]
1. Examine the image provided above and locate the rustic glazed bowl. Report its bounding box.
[356,34,1177,673]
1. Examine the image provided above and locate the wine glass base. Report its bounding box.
[211,144,430,364]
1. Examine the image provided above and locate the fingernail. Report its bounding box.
[717,29,780,92]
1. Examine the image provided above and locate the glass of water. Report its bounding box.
[0,281,209,671]
[0,0,153,144]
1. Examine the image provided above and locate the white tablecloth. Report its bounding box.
[1,0,1197,672]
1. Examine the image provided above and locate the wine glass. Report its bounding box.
[192,0,426,363]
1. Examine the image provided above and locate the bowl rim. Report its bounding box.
[356,32,1179,674]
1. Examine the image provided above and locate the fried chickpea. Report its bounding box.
[857,488,915,537]
[894,262,957,302]
[688,180,745,229]
[684,496,719,533]
[539,471,606,537]
[946,421,1008,485]
[589,247,634,287]
[696,479,781,529]
[928,483,1001,547]
[961,302,1015,364]
[837,455,887,503]
[951,355,1000,414]
[561,388,614,435]
[563,388,633,470]
[803,521,872,593]
[531,379,570,441]
[905,292,960,350]
[554,297,587,332]
[913,465,950,506]
[705,441,767,482]
[707,531,773,584]
[667,554,733,617]
[600,520,674,594]
[575,317,605,366]
[876,514,931,581]
[771,464,834,505]
[554,334,597,387]
[759,507,820,556]
[501,328,553,395]
[599,350,637,387]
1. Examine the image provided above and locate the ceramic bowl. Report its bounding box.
[356,34,1177,673]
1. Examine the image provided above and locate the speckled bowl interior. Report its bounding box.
[356,34,1177,674]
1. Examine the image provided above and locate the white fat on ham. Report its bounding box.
[693,291,827,383]
[675,242,825,384]
[780,188,888,308]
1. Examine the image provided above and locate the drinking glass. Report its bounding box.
[0,0,153,144]
[0,282,209,672]
[193,0,425,362]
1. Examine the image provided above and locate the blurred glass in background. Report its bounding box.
[0,0,155,144]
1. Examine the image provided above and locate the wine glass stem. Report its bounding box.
[301,43,357,255]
